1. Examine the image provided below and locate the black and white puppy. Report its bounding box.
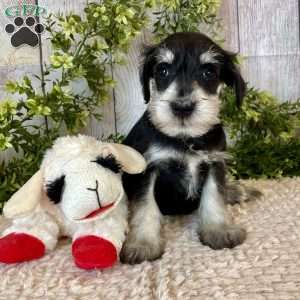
[121,32,247,264]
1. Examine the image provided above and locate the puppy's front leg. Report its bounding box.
[198,163,246,249]
[120,174,164,264]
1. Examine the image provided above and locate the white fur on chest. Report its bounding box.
[145,145,228,199]
[145,145,227,165]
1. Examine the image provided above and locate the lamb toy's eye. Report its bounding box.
[91,155,121,173]
[46,175,65,204]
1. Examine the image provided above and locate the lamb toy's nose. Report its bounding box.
[87,180,102,208]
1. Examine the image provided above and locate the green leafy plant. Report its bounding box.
[221,87,300,179]
[0,0,154,208]
[152,0,221,40]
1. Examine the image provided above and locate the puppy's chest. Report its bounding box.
[145,146,210,215]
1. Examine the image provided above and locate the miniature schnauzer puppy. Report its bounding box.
[121,32,247,264]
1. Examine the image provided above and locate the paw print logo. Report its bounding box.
[5,16,44,48]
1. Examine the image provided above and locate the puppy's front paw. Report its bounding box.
[198,224,246,250]
[120,237,164,264]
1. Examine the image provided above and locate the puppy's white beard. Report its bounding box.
[148,82,220,137]
[187,90,220,135]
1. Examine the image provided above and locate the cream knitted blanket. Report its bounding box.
[0,178,299,300]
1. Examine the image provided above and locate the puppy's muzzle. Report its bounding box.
[170,101,196,118]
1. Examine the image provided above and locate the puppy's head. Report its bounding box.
[141,32,245,137]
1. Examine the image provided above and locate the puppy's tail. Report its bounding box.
[225,181,263,205]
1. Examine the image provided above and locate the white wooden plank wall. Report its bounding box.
[221,0,300,102]
[0,0,299,143]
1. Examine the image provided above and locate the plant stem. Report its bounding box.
[109,50,117,134]
[74,31,91,60]
[35,0,49,135]
[174,0,184,32]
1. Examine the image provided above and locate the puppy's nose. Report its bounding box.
[178,86,192,97]
[170,101,196,118]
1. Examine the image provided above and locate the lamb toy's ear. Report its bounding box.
[3,170,44,219]
[103,143,146,174]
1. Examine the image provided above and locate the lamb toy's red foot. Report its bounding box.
[0,233,45,263]
[72,235,117,270]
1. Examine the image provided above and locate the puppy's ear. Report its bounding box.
[46,175,65,204]
[140,45,157,103]
[221,51,246,107]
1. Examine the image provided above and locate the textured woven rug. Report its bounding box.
[0,178,299,300]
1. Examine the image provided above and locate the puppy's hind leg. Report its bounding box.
[198,163,246,250]
[120,174,164,264]
[225,181,262,205]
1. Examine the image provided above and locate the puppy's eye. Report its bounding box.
[199,67,218,81]
[155,63,170,78]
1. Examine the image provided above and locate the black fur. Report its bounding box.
[122,112,225,215]
[46,175,65,204]
[140,32,245,106]
[154,160,209,215]
[211,161,226,194]
[140,45,157,102]
[219,52,246,107]
[170,101,196,118]
[92,155,121,173]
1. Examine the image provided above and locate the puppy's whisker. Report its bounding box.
[197,97,209,101]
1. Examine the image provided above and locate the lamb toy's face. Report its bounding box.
[44,152,124,223]
[38,135,147,223]
[2,135,146,223]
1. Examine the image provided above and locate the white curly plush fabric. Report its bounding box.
[0,178,299,300]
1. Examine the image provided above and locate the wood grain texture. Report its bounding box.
[114,33,147,135]
[83,90,116,138]
[237,0,300,56]
[241,54,300,101]
[219,0,239,52]
[113,12,157,136]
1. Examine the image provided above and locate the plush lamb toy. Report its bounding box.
[0,135,146,269]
